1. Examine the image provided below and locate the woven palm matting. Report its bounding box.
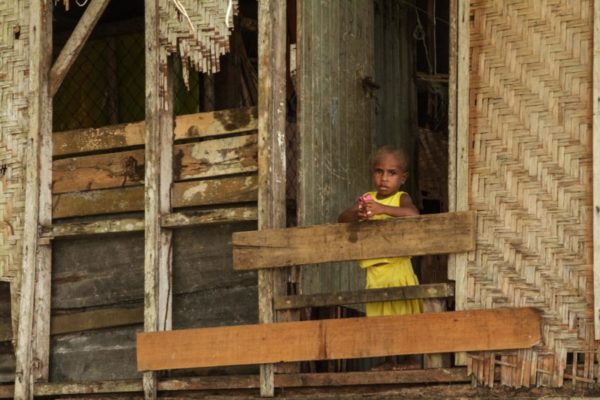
[467,0,594,387]
[0,1,28,281]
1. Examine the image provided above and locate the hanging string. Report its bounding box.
[170,0,196,34]
[75,0,89,6]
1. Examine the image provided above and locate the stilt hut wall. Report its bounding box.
[465,0,594,387]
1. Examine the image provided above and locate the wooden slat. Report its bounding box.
[0,368,470,397]
[593,0,600,340]
[51,175,258,219]
[161,207,258,228]
[257,0,288,395]
[52,107,257,157]
[136,308,541,371]
[274,283,454,310]
[14,1,53,398]
[49,0,111,96]
[233,211,475,270]
[52,133,257,194]
[41,207,257,238]
[143,0,173,397]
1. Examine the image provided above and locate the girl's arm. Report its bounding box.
[364,193,419,218]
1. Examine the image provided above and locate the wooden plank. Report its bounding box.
[14,1,52,398]
[52,133,257,194]
[593,0,600,340]
[20,368,468,396]
[42,218,145,238]
[143,0,173,397]
[257,0,288,395]
[52,107,257,157]
[51,307,143,335]
[274,283,454,310]
[136,308,541,371]
[452,0,470,366]
[1,307,144,342]
[51,175,258,219]
[233,211,475,270]
[41,207,257,238]
[161,207,257,228]
[49,0,111,96]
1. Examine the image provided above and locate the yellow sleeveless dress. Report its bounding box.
[359,191,423,317]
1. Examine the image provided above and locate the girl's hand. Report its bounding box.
[363,201,384,217]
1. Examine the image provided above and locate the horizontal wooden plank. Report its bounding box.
[52,133,257,194]
[42,218,145,238]
[25,368,468,396]
[137,307,541,371]
[1,307,143,342]
[52,176,258,219]
[274,283,454,310]
[53,107,258,157]
[161,207,258,228]
[51,307,143,335]
[233,211,475,270]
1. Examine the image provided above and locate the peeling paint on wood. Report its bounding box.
[53,107,257,157]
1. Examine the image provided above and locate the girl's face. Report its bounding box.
[372,153,408,198]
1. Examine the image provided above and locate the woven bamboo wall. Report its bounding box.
[0,0,29,282]
[467,0,594,387]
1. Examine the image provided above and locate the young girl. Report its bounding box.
[338,145,422,369]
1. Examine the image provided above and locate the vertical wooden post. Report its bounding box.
[593,0,600,340]
[258,0,287,396]
[14,1,53,398]
[448,0,469,365]
[143,0,174,398]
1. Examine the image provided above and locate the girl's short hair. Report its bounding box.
[371,145,409,172]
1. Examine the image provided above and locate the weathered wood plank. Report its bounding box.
[593,0,600,340]
[49,0,111,96]
[257,0,288,394]
[52,175,258,219]
[15,1,52,397]
[43,218,145,238]
[52,133,257,194]
[143,0,173,397]
[274,283,454,310]
[233,211,475,270]
[52,107,257,157]
[162,207,257,228]
[20,368,468,396]
[41,208,257,238]
[1,307,143,342]
[136,308,541,371]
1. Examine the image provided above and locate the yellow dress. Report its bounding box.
[359,191,423,317]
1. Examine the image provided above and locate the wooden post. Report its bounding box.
[143,0,174,398]
[257,0,287,396]
[448,0,470,365]
[14,1,53,399]
[593,0,600,339]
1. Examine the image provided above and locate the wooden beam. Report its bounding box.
[49,0,112,97]
[257,0,288,395]
[274,283,454,310]
[51,175,258,219]
[143,0,173,397]
[0,368,470,397]
[2,307,143,342]
[14,1,53,398]
[52,133,257,194]
[233,211,475,270]
[161,207,258,228]
[52,107,258,157]
[593,0,600,340]
[136,308,541,371]
[41,207,257,238]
